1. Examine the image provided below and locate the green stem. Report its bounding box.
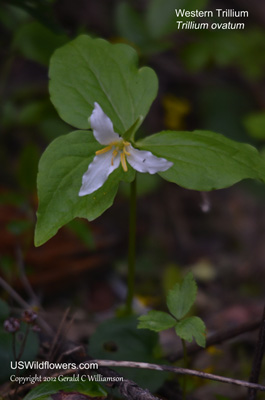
[17,324,30,361]
[181,339,188,400]
[12,333,17,361]
[125,177,137,315]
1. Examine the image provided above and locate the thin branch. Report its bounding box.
[93,359,265,393]
[16,246,40,306]
[248,305,265,400]
[171,319,261,361]
[0,276,29,309]
[0,276,53,336]
[56,345,86,364]
[47,308,70,362]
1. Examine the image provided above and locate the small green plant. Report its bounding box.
[138,272,206,348]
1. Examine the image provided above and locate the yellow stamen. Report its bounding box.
[96,144,113,155]
[95,140,130,173]
[112,149,118,158]
[120,152,128,172]
[111,149,118,166]
[123,141,131,156]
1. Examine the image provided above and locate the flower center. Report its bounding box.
[95,139,131,172]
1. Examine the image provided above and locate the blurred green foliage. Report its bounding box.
[182,29,265,80]
[0,0,59,31]
[197,85,253,143]
[115,0,208,53]
[244,112,265,141]
[13,21,68,66]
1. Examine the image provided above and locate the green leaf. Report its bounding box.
[175,316,206,347]
[137,130,265,191]
[166,272,197,320]
[23,380,107,400]
[49,35,158,131]
[138,310,176,332]
[123,116,143,142]
[34,130,135,246]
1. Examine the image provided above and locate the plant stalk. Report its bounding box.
[181,339,188,400]
[248,305,265,400]
[125,177,137,315]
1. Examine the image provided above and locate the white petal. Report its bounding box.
[79,149,120,196]
[90,102,120,145]
[127,145,173,174]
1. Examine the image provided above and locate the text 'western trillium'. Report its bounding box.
[79,103,173,196]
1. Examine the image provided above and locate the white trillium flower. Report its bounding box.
[79,103,173,196]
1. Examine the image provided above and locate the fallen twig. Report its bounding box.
[0,276,53,336]
[171,318,261,361]
[93,359,265,393]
